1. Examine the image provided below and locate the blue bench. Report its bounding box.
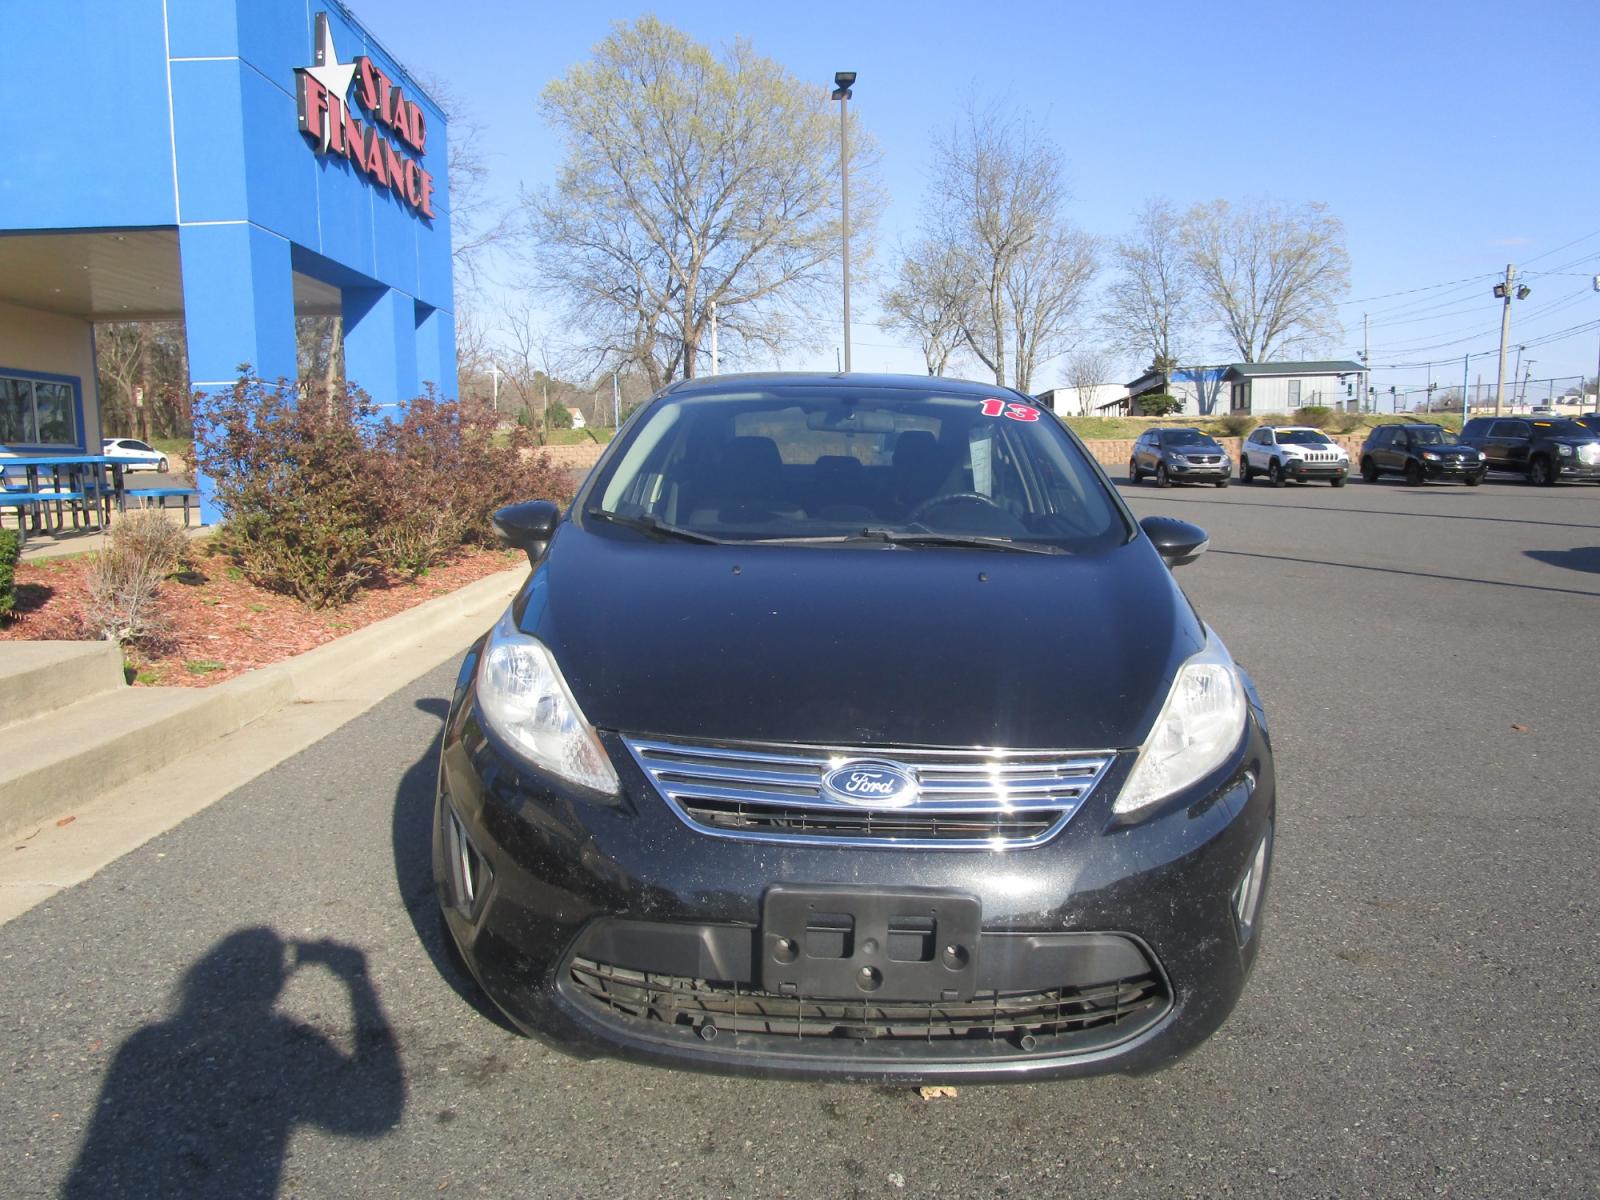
[126,487,201,526]
[0,494,44,545]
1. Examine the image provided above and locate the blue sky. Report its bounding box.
[364,0,1600,398]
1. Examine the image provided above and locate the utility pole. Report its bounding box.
[709,301,719,376]
[832,72,856,373]
[489,363,501,414]
[611,370,619,428]
[1461,353,1470,423]
[1492,263,1529,415]
[1520,360,1535,406]
[1361,313,1370,414]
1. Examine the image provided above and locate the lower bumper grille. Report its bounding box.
[568,956,1167,1050]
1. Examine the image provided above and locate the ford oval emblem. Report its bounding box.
[821,760,920,808]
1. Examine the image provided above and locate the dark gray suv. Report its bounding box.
[1129,428,1232,488]
[1459,417,1600,485]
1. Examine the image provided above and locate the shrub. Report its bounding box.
[83,511,190,646]
[1215,412,1259,437]
[0,529,18,622]
[194,377,577,599]
[194,375,381,608]
[544,400,573,430]
[1293,405,1333,429]
[1137,394,1182,417]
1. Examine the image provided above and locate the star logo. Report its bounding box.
[300,12,358,152]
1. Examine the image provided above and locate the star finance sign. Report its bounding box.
[294,12,436,219]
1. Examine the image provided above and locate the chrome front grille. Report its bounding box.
[622,736,1116,849]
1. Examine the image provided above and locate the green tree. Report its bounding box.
[1138,393,1183,417]
[544,400,573,430]
[527,17,880,388]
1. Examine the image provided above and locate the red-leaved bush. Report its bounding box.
[194,375,573,607]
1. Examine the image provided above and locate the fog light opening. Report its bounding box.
[1233,826,1271,945]
[445,804,492,920]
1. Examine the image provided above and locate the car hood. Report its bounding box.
[512,523,1205,750]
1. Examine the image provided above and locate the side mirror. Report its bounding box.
[1140,515,1209,568]
[492,499,561,565]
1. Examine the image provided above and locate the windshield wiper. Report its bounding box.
[585,509,725,544]
[853,528,1064,555]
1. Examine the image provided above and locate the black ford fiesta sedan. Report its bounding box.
[434,373,1275,1083]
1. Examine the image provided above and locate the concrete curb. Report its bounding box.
[0,565,525,843]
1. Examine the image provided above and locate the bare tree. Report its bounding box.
[1181,199,1349,363]
[1005,224,1097,393]
[1065,348,1117,416]
[526,17,880,389]
[880,238,966,376]
[1104,199,1194,370]
[921,103,1094,391]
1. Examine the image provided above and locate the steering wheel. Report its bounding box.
[905,491,1006,524]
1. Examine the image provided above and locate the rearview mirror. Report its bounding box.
[1140,516,1209,568]
[492,500,562,565]
[805,408,895,434]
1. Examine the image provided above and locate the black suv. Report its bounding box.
[1128,427,1231,487]
[1459,417,1600,486]
[1359,423,1486,486]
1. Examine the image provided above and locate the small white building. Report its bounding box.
[1221,361,1366,415]
[1123,361,1367,417]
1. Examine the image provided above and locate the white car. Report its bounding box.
[1239,425,1350,487]
[101,438,169,472]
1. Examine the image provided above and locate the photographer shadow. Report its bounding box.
[64,928,404,1200]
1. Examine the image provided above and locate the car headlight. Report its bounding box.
[1476,450,1486,460]
[1115,632,1248,817]
[1170,453,1189,464]
[1422,451,1440,461]
[476,609,619,796]
[1281,450,1301,460]
[1557,443,1573,456]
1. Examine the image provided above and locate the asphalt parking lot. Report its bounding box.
[1,474,1596,1198]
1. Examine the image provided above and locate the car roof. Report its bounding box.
[1262,425,1322,432]
[659,371,1017,401]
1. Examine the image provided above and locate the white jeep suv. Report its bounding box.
[1240,425,1349,488]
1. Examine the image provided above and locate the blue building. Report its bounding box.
[0,0,456,517]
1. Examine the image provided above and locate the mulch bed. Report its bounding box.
[0,544,523,687]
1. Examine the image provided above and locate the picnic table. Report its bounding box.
[0,453,155,541]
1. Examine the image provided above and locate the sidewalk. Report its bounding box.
[0,563,524,923]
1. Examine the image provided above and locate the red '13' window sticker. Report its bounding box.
[979,398,1040,422]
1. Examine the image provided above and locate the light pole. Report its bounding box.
[1492,264,1530,415]
[832,71,856,373]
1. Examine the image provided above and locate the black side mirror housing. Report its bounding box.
[1140,515,1209,568]
[492,500,562,565]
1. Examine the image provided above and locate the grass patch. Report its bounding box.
[547,426,616,445]
[182,659,225,675]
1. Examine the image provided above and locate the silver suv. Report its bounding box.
[1240,425,1349,487]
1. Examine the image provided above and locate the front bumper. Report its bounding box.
[1556,459,1600,480]
[1420,457,1486,480]
[1281,459,1348,480]
[1168,460,1231,480]
[433,664,1276,1083]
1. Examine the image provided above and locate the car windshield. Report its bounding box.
[1407,426,1446,444]
[589,385,1127,550]
[1276,429,1332,445]
[1162,429,1213,447]
[1532,419,1593,438]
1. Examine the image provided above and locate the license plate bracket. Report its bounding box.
[760,885,981,1002]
